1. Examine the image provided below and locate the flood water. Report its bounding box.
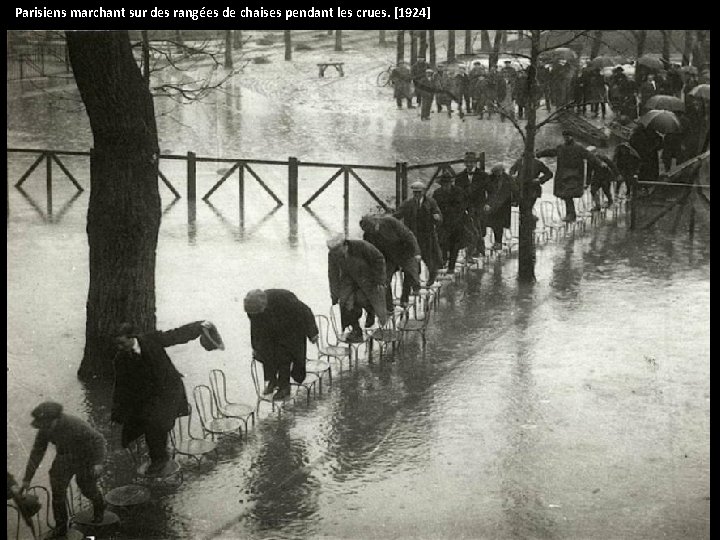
[7,42,710,540]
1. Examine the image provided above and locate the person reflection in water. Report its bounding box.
[112,320,225,476]
[244,289,319,400]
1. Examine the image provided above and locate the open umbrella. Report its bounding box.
[646,94,685,112]
[689,83,710,101]
[551,48,577,62]
[637,55,664,71]
[588,55,616,69]
[639,110,681,134]
[680,65,698,75]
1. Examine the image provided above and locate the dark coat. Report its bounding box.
[585,70,607,104]
[629,125,662,181]
[468,171,491,209]
[362,215,421,284]
[391,65,413,100]
[433,184,467,232]
[454,167,482,199]
[112,322,206,447]
[393,195,444,271]
[537,142,599,199]
[639,80,658,108]
[328,240,387,325]
[484,173,512,229]
[509,157,553,200]
[587,153,619,186]
[249,289,318,383]
[613,143,641,177]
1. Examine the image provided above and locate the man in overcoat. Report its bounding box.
[536,130,605,222]
[112,320,224,474]
[393,181,444,287]
[21,401,107,537]
[327,235,387,341]
[629,123,662,183]
[244,290,319,400]
[390,61,414,109]
[416,68,436,120]
[483,165,513,250]
[586,146,619,209]
[360,214,422,310]
[432,172,468,273]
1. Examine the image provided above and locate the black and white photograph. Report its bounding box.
[7,16,710,540]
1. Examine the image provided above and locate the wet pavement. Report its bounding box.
[7,32,710,539]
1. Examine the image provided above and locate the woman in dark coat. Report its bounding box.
[244,289,319,400]
[393,181,444,286]
[483,165,512,249]
[585,68,607,118]
[112,320,223,473]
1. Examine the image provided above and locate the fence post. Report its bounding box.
[288,157,299,208]
[478,151,485,172]
[401,162,409,202]
[343,166,350,218]
[395,162,403,208]
[238,163,245,230]
[688,201,695,238]
[187,151,197,225]
[629,180,636,230]
[46,152,53,219]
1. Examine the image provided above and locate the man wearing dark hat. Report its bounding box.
[393,181,444,287]
[244,289,319,400]
[327,234,388,341]
[432,172,468,273]
[112,320,224,475]
[360,214,422,310]
[537,130,605,222]
[484,165,513,250]
[21,401,107,538]
[454,151,481,196]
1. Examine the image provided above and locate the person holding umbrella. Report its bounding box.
[639,74,658,115]
[629,116,666,185]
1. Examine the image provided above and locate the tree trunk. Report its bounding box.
[174,30,183,46]
[661,30,671,66]
[518,30,540,283]
[481,30,491,52]
[284,30,292,61]
[141,31,150,82]
[501,30,508,48]
[224,30,233,68]
[692,30,710,69]
[489,30,504,69]
[335,30,343,52]
[419,31,427,60]
[682,30,693,66]
[428,31,436,67]
[634,30,647,58]
[397,30,405,64]
[66,31,160,380]
[410,31,418,66]
[590,30,603,59]
[379,30,386,46]
[465,30,472,55]
[447,30,456,62]
[233,30,242,49]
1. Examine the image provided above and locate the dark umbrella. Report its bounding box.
[551,48,577,62]
[588,55,616,69]
[639,110,681,134]
[637,55,664,71]
[646,94,685,112]
[689,83,710,101]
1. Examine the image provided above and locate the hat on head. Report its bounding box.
[410,181,426,191]
[464,151,477,159]
[438,172,454,183]
[244,289,268,315]
[491,164,505,174]
[586,145,597,153]
[31,401,63,424]
[561,129,573,136]
[326,233,346,250]
[425,68,434,73]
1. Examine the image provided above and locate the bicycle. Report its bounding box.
[376,64,393,87]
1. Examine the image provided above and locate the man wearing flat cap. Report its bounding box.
[393,181,443,287]
[111,320,224,476]
[244,289,319,400]
[537,130,605,222]
[432,172,468,273]
[21,401,107,538]
[327,234,388,342]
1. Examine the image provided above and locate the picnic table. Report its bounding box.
[317,62,344,77]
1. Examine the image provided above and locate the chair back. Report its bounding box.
[209,368,229,410]
[7,503,20,540]
[250,359,263,398]
[171,406,196,446]
[540,200,557,226]
[193,385,219,430]
[554,197,567,219]
[25,485,50,538]
[329,304,344,338]
[315,314,336,349]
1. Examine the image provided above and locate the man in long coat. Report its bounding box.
[327,235,388,341]
[112,320,224,473]
[416,68,436,120]
[468,167,491,256]
[360,214,422,310]
[586,146,619,209]
[244,289,319,400]
[21,402,107,537]
[390,61,414,109]
[537,130,605,222]
[483,165,513,250]
[393,181,444,286]
[432,172,468,273]
[629,123,662,183]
